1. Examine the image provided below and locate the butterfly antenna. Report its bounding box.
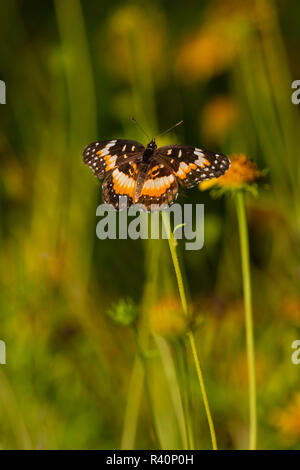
[131,116,151,140]
[156,120,184,139]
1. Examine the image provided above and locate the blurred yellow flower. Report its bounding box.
[231,352,266,388]
[149,296,188,337]
[211,0,273,29]
[273,394,300,443]
[201,96,239,142]
[199,154,260,191]
[175,0,274,84]
[282,296,300,326]
[175,27,238,83]
[105,5,165,83]
[0,135,26,202]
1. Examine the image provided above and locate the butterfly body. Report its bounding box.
[142,139,157,162]
[83,137,230,211]
[134,162,149,203]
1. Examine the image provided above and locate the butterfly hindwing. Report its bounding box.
[83,139,144,179]
[156,145,230,188]
[102,158,178,211]
[102,161,140,210]
[138,159,178,210]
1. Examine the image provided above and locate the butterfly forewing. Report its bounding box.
[83,139,144,179]
[156,145,230,188]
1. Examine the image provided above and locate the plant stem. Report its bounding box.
[161,212,218,450]
[0,369,33,450]
[131,324,160,448]
[121,237,157,450]
[177,341,195,450]
[187,331,217,450]
[120,355,145,450]
[235,191,257,450]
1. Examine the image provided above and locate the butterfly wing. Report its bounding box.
[102,158,178,211]
[83,139,144,179]
[102,161,140,209]
[137,158,178,210]
[155,145,230,188]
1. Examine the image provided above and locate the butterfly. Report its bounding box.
[83,137,230,211]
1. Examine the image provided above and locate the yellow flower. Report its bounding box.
[229,352,266,389]
[282,296,300,326]
[199,154,260,191]
[210,0,273,29]
[175,27,238,83]
[201,96,239,143]
[104,5,165,83]
[175,0,274,84]
[272,394,300,443]
[0,134,26,202]
[149,296,188,337]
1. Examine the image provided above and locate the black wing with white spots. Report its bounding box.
[83,139,144,179]
[155,145,230,188]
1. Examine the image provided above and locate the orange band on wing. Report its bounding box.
[112,169,136,198]
[104,154,118,170]
[140,175,175,197]
[176,160,210,180]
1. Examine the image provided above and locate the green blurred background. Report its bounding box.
[0,0,300,450]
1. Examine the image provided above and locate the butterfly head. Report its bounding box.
[147,139,157,151]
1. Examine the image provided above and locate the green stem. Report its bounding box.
[120,354,145,450]
[177,341,195,450]
[0,369,33,449]
[131,324,160,448]
[187,331,217,451]
[235,191,257,450]
[161,212,218,450]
